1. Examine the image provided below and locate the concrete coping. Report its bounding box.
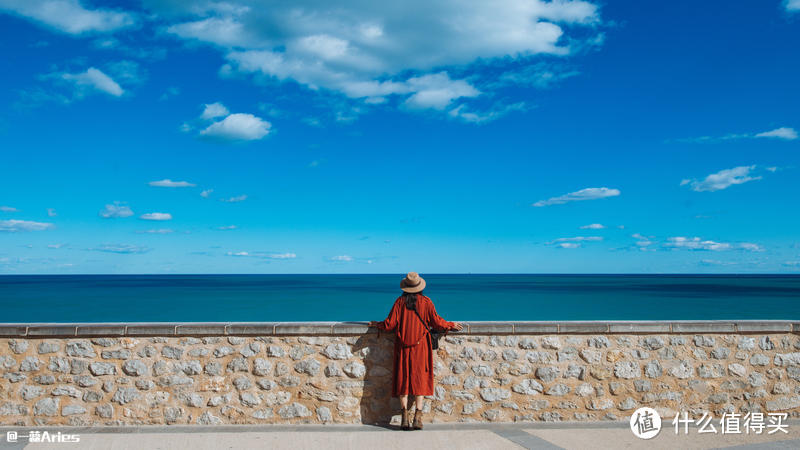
[0,320,797,337]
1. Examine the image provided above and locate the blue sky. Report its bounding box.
[1,0,799,274]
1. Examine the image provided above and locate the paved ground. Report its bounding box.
[1,421,799,450]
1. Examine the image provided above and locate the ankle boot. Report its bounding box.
[412,409,424,430]
[400,408,411,430]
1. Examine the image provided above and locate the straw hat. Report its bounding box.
[400,272,426,293]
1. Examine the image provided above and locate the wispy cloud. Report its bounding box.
[787,0,800,12]
[533,187,620,207]
[550,236,603,243]
[149,179,196,188]
[664,237,763,252]
[200,189,213,198]
[547,236,602,249]
[216,225,237,230]
[220,195,247,203]
[140,212,172,221]
[681,165,762,192]
[0,0,136,34]
[676,126,797,143]
[47,208,57,217]
[47,243,66,249]
[89,244,150,254]
[579,223,606,229]
[329,255,354,262]
[755,127,797,140]
[61,67,124,97]
[699,259,737,266]
[136,229,174,234]
[226,251,296,259]
[0,219,55,232]
[99,202,133,218]
[0,206,18,212]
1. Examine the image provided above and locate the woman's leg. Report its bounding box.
[414,395,424,410]
[399,395,408,409]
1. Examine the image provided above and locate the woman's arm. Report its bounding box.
[369,299,400,331]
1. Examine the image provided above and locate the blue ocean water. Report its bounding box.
[0,274,798,323]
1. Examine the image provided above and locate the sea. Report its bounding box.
[0,274,798,323]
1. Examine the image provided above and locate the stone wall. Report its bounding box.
[0,321,799,426]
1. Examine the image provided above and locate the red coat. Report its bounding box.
[376,294,455,396]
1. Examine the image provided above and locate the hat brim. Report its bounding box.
[400,277,426,293]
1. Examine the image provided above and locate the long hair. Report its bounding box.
[402,291,423,310]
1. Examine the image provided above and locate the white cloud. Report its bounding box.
[200,189,214,198]
[784,261,800,268]
[201,102,230,120]
[551,236,603,243]
[402,73,480,110]
[787,0,800,12]
[47,243,65,249]
[580,223,605,229]
[47,208,57,217]
[154,0,601,121]
[226,250,296,259]
[329,255,354,262]
[200,113,271,141]
[0,206,18,212]
[61,67,124,96]
[448,101,529,124]
[217,225,237,230]
[0,0,136,34]
[268,253,297,259]
[148,179,196,187]
[755,127,797,140]
[557,242,580,249]
[493,61,580,89]
[677,126,797,143]
[0,219,55,232]
[137,229,174,234]
[220,195,247,203]
[699,259,737,266]
[90,244,150,254]
[533,187,620,207]
[140,212,172,221]
[664,237,763,252]
[683,165,761,192]
[99,202,133,218]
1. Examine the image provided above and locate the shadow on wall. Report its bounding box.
[351,330,400,426]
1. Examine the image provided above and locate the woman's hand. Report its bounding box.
[451,322,464,331]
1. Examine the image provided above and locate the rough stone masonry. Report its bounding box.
[0,321,799,426]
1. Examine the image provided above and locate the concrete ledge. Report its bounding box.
[226,323,278,336]
[0,320,797,338]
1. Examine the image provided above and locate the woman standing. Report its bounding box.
[369,272,463,430]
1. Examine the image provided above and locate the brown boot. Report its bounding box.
[412,409,424,430]
[400,408,411,430]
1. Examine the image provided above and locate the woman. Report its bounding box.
[368,272,463,430]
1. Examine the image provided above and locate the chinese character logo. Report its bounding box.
[630,407,662,439]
